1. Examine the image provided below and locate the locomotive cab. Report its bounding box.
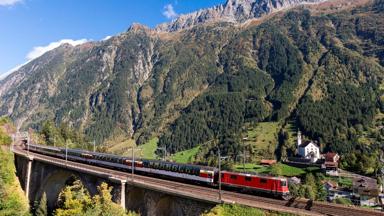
[280,179,290,199]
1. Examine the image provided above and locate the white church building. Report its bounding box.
[297,131,320,163]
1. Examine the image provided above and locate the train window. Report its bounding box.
[230,175,237,180]
[245,177,252,181]
[281,180,287,187]
[260,179,267,184]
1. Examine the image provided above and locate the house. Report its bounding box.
[353,177,380,206]
[297,131,320,163]
[322,180,354,202]
[325,152,340,163]
[323,181,337,191]
[289,177,301,184]
[327,189,352,202]
[323,152,340,175]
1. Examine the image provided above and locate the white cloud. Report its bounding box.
[0,0,22,6]
[0,62,27,80]
[26,38,88,61]
[163,4,178,19]
[0,38,88,80]
[102,35,112,41]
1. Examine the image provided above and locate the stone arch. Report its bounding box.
[126,187,145,213]
[156,196,172,216]
[34,169,97,213]
[155,195,182,216]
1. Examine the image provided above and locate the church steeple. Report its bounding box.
[297,130,302,148]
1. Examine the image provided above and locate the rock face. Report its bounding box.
[156,0,326,32]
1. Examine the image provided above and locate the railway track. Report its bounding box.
[13,146,384,216]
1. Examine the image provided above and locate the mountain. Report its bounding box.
[0,0,383,158]
[156,0,326,32]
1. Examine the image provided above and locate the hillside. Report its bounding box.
[0,117,30,216]
[0,0,383,162]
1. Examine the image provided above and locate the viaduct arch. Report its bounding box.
[13,153,215,216]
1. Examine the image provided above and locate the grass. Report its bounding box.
[245,122,280,159]
[333,197,353,205]
[106,138,137,156]
[140,137,158,159]
[106,135,159,159]
[171,145,200,164]
[233,163,306,177]
[202,204,296,216]
[278,164,306,176]
[202,204,265,216]
[337,177,353,188]
[284,120,298,149]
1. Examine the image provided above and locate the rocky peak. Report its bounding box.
[156,0,327,32]
[128,23,151,33]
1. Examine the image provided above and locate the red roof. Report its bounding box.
[325,152,339,162]
[260,160,277,165]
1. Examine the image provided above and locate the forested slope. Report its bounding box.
[0,0,382,164]
[159,1,384,158]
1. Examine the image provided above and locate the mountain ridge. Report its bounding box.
[155,0,327,32]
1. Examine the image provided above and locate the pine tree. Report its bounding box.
[35,192,48,216]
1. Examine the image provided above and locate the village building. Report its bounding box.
[353,177,380,206]
[323,181,352,202]
[297,131,320,163]
[289,177,301,185]
[323,152,340,175]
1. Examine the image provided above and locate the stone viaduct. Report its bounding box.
[13,151,216,216]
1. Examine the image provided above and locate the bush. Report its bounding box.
[0,148,30,215]
[55,181,134,216]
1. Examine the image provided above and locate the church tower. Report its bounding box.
[297,130,302,148]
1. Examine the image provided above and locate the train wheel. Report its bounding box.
[282,194,292,200]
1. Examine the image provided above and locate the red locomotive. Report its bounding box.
[221,171,289,198]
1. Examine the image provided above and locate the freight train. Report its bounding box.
[24,143,290,198]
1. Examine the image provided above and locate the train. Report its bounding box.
[24,143,290,199]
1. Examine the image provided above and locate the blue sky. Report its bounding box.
[0,0,225,78]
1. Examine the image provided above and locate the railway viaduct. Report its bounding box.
[11,141,384,216]
[13,149,216,216]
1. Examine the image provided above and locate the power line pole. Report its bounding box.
[93,140,96,152]
[27,132,30,156]
[131,146,135,182]
[217,148,228,202]
[218,147,222,201]
[242,137,248,172]
[65,139,68,165]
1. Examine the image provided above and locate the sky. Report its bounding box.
[0,0,225,79]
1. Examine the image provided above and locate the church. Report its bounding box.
[297,131,320,163]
